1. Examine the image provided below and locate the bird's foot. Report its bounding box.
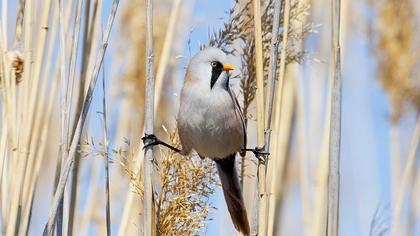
[141,133,181,153]
[242,146,270,164]
[142,133,159,149]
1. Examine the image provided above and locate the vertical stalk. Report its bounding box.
[66,0,84,233]
[390,122,401,206]
[252,0,266,235]
[154,0,181,113]
[326,0,342,235]
[144,0,155,235]
[2,0,7,48]
[78,161,101,236]
[391,115,420,236]
[265,0,291,234]
[118,0,184,233]
[101,60,111,236]
[264,0,282,125]
[6,0,33,234]
[42,1,120,234]
[13,0,25,48]
[57,0,69,234]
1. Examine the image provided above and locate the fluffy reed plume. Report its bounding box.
[370,1,420,235]
[9,50,24,83]
[155,128,218,235]
[80,138,144,196]
[107,126,217,235]
[371,0,420,121]
[0,50,24,88]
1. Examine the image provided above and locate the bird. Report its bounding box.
[143,47,267,235]
[177,47,249,235]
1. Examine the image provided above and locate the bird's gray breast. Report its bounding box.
[177,84,244,159]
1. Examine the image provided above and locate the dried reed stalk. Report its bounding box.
[67,0,89,233]
[1,0,7,48]
[265,0,292,234]
[129,2,181,232]
[313,96,331,236]
[291,1,312,233]
[43,1,120,234]
[268,73,295,236]
[101,60,112,236]
[144,0,156,235]
[310,0,335,231]
[0,38,13,235]
[264,0,282,125]
[390,115,420,236]
[154,0,181,112]
[295,65,311,234]
[0,117,6,231]
[390,122,401,206]
[6,0,34,234]
[68,1,102,233]
[18,0,59,234]
[326,0,342,235]
[57,0,71,233]
[78,160,101,236]
[264,2,283,233]
[22,1,77,234]
[252,0,267,234]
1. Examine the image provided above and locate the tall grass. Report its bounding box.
[44,1,121,235]
[0,0,121,234]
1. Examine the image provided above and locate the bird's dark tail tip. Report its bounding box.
[215,154,250,236]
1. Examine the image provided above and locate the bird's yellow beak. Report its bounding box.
[223,64,235,71]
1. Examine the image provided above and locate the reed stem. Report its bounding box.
[144,0,156,235]
[326,0,342,235]
[43,1,120,234]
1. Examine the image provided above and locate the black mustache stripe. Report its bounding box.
[210,62,224,89]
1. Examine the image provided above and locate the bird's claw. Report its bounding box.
[142,133,159,150]
[141,133,182,153]
[242,146,270,164]
[253,147,269,164]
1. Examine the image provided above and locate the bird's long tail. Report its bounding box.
[215,154,250,236]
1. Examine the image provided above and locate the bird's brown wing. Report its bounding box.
[227,86,247,156]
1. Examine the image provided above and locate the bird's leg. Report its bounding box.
[142,133,181,153]
[241,146,270,164]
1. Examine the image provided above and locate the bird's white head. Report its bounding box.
[186,47,235,89]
